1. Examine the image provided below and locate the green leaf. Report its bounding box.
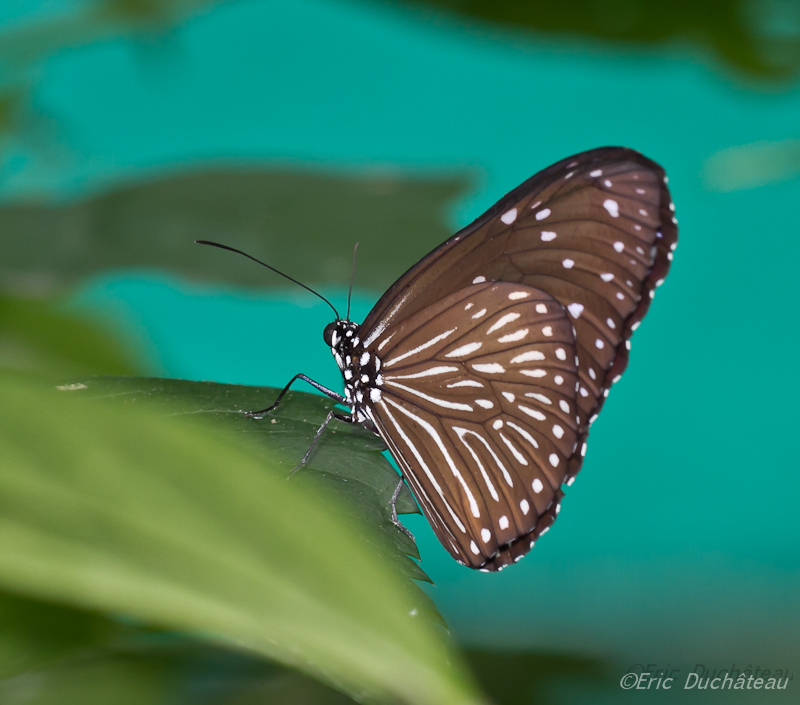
[0,168,468,294]
[0,591,124,680]
[0,295,141,379]
[73,376,429,576]
[0,374,485,705]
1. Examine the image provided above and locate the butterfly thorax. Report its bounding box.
[323,319,384,424]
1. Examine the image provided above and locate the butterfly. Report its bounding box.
[200,146,677,572]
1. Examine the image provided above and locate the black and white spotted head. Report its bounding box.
[323,318,383,424]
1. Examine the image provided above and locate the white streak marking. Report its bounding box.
[508,291,529,300]
[360,352,370,365]
[376,332,395,351]
[387,366,459,380]
[499,433,528,465]
[470,541,480,555]
[475,399,494,409]
[456,426,514,487]
[473,363,505,374]
[511,350,545,363]
[502,391,515,402]
[453,427,499,501]
[487,312,520,334]
[464,302,474,310]
[607,317,616,329]
[520,369,547,378]
[447,380,484,388]
[498,328,529,343]
[518,405,546,421]
[535,208,551,220]
[525,393,552,405]
[385,381,473,411]
[473,275,486,284]
[378,399,467,532]
[472,308,487,319]
[385,328,456,367]
[445,341,482,357]
[508,421,539,451]
[384,397,480,518]
[590,169,602,177]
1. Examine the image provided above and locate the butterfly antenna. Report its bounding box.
[195,240,340,319]
[346,242,359,321]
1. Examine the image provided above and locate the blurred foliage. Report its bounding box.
[0,167,467,294]
[72,375,434,589]
[0,294,140,378]
[394,0,800,79]
[0,372,484,704]
[703,137,800,190]
[0,589,612,705]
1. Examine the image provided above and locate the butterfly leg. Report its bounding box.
[290,409,353,475]
[390,477,415,541]
[246,373,346,418]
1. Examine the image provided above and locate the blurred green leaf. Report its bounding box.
[0,374,484,705]
[392,0,800,79]
[703,137,800,191]
[74,375,433,584]
[0,592,125,680]
[0,168,468,295]
[0,294,141,378]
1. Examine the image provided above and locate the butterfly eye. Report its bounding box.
[323,321,338,347]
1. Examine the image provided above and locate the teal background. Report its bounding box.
[3,0,799,683]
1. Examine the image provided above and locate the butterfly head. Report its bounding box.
[323,318,359,371]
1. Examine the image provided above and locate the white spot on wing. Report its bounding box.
[540,231,557,241]
[535,208,551,221]
[567,303,584,318]
[532,478,544,493]
[508,291,529,300]
[603,199,619,217]
[501,208,518,224]
[562,258,574,269]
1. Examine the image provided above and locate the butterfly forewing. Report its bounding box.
[361,147,677,487]
[364,282,579,570]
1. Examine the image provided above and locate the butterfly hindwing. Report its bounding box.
[364,282,579,570]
